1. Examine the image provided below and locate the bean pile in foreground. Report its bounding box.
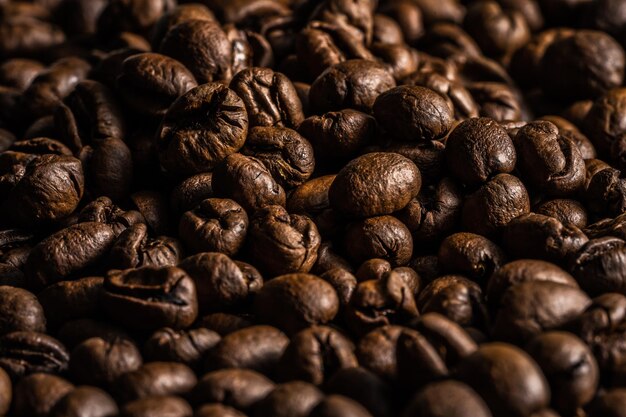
[2,0,626,416]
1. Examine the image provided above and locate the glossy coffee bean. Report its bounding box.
[101,266,198,330]
[144,327,220,369]
[254,381,323,417]
[157,83,248,177]
[254,274,339,334]
[402,380,492,417]
[50,386,118,417]
[115,361,197,402]
[13,373,73,417]
[330,152,421,218]
[0,285,45,334]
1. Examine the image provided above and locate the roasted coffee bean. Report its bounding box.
[346,272,419,335]
[254,381,323,417]
[180,252,262,312]
[254,274,339,334]
[330,152,421,218]
[457,342,550,417]
[37,277,101,328]
[536,199,588,229]
[0,331,69,379]
[206,325,289,376]
[49,385,118,417]
[0,58,43,90]
[309,60,396,114]
[492,281,591,344]
[374,86,453,143]
[179,198,248,256]
[298,110,375,162]
[212,153,286,213]
[445,117,516,186]
[25,222,115,290]
[150,4,216,48]
[190,368,274,411]
[514,121,586,196]
[402,380,492,417]
[526,331,599,414]
[96,0,175,37]
[170,173,214,215]
[230,67,304,129]
[195,404,246,417]
[110,223,182,270]
[101,266,198,330]
[118,396,192,417]
[157,83,248,177]
[309,395,374,417]
[438,232,506,286]
[416,275,487,328]
[326,366,394,417]
[540,30,625,101]
[69,336,142,388]
[503,213,588,263]
[0,285,45,334]
[248,205,321,276]
[287,175,335,215]
[159,19,232,83]
[241,126,315,188]
[117,53,197,118]
[571,237,626,296]
[115,361,197,402]
[461,173,530,238]
[344,215,413,267]
[12,373,73,417]
[144,327,220,369]
[278,325,357,385]
[486,259,578,306]
[1,154,84,228]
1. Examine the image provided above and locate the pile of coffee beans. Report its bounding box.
[3,0,626,416]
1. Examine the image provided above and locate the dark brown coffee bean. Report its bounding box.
[526,331,599,415]
[438,232,506,286]
[159,19,232,83]
[536,198,588,228]
[309,395,374,417]
[170,173,214,215]
[37,277,102,328]
[346,272,419,335]
[278,325,357,385]
[329,152,421,218]
[179,198,248,256]
[190,368,274,411]
[101,266,198,330]
[254,381,323,417]
[0,331,69,379]
[230,67,304,129]
[309,59,396,114]
[25,222,115,290]
[157,83,248,177]
[402,380,492,417]
[69,336,142,388]
[195,404,246,417]
[1,154,84,228]
[151,4,216,48]
[298,110,375,162]
[242,126,315,188]
[461,173,530,238]
[486,259,578,306]
[253,273,339,334]
[207,325,289,376]
[0,286,45,334]
[445,117,516,186]
[373,86,453,143]
[212,153,286,213]
[248,205,321,276]
[540,30,625,101]
[457,342,550,417]
[50,386,118,417]
[118,396,192,417]
[179,252,262,312]
[0,58,44,90]
[503,213,589,263]
[417,275,487,328]
[13,373,73,417]
[115,361,197,403]
[144,327,220,369]
[110,223,182,270]
[344,215,413,267]
[571,237,626,296]
[117,52,198,117]
[493,281,591,344]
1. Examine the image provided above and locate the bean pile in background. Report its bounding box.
[1,0,626,416]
